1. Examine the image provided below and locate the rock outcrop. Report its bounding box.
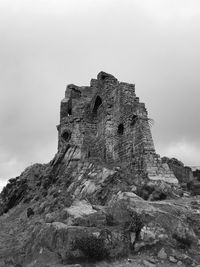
[0,72,200,267]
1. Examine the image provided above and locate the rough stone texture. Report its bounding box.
[2,71,200,266]
[162,157,194,184]
[157,248,167,260]
[57,71,177,183]
[162,157,200,195]
[63,200,97,219]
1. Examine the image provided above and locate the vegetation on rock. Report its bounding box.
[73,235,109,261]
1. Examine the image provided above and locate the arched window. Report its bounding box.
[61,130,71,142]
[92,96,102,116]
[117,123,124,135]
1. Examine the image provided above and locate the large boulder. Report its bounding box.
[64,200,97,219]
[25,221,132,265]
[107,192,199,252]
[25,222,91,263]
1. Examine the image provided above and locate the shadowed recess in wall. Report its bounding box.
[93,96,102,116]
[61,130,71,142]
[117,124,124,135]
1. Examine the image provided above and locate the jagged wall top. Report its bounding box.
[58,71,156,174]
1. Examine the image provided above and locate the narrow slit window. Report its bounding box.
[68,108,72,115]
[92,96,102,116]
[117,124,124,135]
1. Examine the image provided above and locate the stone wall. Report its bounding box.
[57,71,178,182]
[162,157,193,184]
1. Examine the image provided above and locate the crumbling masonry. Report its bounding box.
[57,71,177,183]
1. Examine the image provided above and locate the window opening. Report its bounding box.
[61,131,71,142]
[93,96,102,116]
[117,124,124,135]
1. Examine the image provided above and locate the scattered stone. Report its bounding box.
[169,256,177,263]
[142,259,156,267]
[130,232,136,244]
[38,201,47,214]
[64,200,97,219]
[177,261,183,266]
[181,255,194,266]
[4,258,14,265]
[157,248,167,260]
[134,241,146,252]
[131,185,137,193]
[148,257,157,264]
[66,265,82,267]
[173,220,197,248]
[45,212,56,223]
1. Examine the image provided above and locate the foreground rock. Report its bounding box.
[1,192,200,266]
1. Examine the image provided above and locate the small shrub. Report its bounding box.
[73,235,109,260]
[187,181,193,191]
[43,178,51,190]
[27,207,34,218]
[172,233,193,249]
[150,190,167,201]
[124,211,144,241]
[137,185,154,200]
[106,213,115,226]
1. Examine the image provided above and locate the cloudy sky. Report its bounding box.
[0,0,200,190]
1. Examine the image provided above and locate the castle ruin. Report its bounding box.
[57,71,177,183]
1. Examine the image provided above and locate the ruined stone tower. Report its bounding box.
[57,71,177,182]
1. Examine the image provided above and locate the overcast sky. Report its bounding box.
[0,0,200,190]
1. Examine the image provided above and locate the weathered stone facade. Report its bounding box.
[57,71,177,182]
[162,157,194,184]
